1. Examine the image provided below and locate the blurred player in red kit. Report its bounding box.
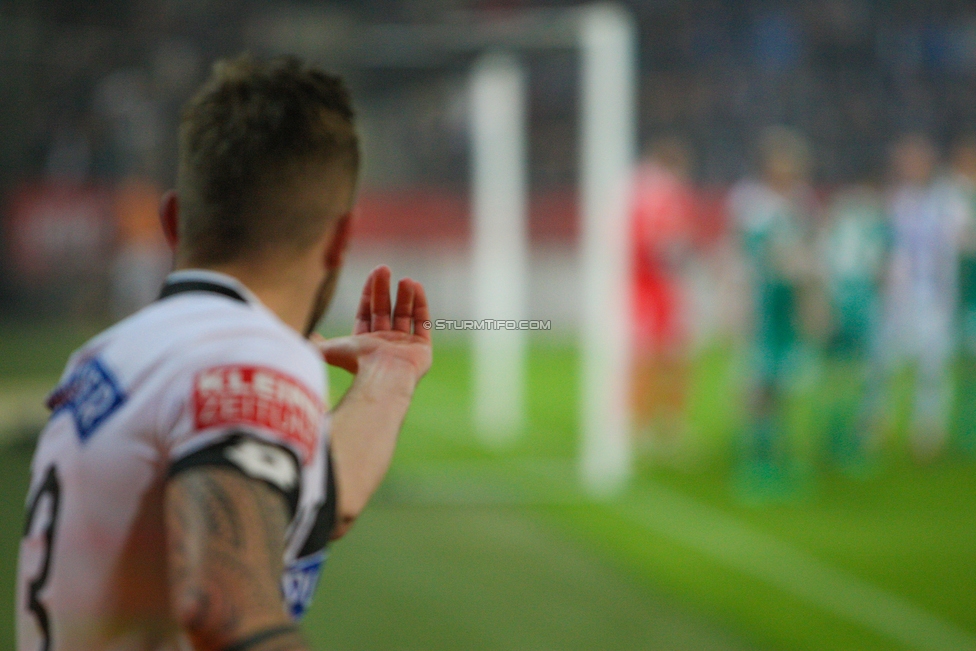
[630,136,697,459]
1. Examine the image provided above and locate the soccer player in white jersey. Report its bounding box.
[17,55,433,651]
[878,134,967,459]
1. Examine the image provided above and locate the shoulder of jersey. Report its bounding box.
[71,292,323,392]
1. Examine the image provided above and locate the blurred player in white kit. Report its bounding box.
[17,55,433,651]
[877,134,967,460]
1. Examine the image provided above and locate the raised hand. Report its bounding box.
[314,265,433,383]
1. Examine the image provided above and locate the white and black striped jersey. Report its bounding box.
[17,269,337,651]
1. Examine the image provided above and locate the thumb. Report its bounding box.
[315,336,360,374]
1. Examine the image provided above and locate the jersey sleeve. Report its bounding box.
[164,359,322,515]
[159,330,337,619]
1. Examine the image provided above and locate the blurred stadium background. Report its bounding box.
[2,1,976,650]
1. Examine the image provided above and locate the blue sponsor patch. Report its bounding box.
[281,551,326,620]
[48,357,126,442]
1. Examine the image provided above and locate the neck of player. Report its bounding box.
[188,245,329,336]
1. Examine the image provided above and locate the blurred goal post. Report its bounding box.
[255,3,638,496]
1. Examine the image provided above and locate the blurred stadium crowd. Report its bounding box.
[4,0,976,471]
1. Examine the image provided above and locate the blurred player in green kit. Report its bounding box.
[729,126,817,498]
[949,136,976,454]
[818,176,889,472]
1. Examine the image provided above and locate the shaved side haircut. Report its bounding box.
[176,54,360,266]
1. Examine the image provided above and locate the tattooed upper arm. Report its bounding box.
[164,467,309,651]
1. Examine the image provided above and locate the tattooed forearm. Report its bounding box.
[164,467,309,651]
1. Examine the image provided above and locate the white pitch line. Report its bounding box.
[615,482,976,651]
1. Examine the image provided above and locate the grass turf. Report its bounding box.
[351,337,976,651]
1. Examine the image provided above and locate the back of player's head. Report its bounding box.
[757,125,811,184]
[645,134,693,178]
[889,132,937,185]
[177,54,359,266]
[951,133,976,181]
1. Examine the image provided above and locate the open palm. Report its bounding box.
[315,265,433,381]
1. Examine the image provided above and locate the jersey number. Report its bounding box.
[23,466,61,651]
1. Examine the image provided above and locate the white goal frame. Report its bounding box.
[259,3,637,495]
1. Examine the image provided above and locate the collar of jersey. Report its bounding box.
[161,269,259,305]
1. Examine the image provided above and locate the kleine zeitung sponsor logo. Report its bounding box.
[193,365,321,463]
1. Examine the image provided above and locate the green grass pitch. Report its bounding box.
[2,323,975,650]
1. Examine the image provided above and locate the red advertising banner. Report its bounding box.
[5,183,114,281]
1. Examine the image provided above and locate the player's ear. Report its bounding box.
[159,190,180,253]
[324,211,353,271]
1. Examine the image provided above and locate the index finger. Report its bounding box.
[353,267,379,334]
